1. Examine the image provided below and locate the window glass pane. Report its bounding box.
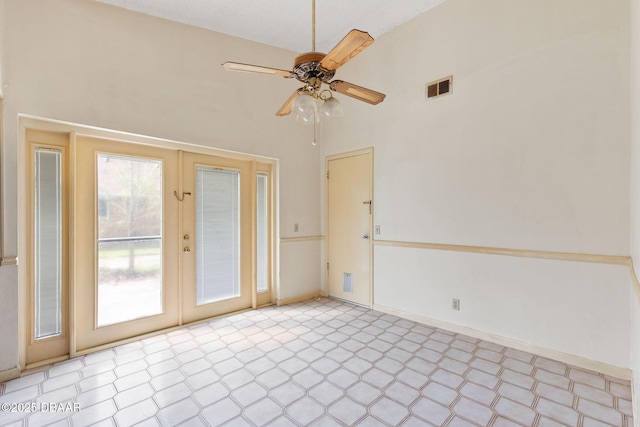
[34,149,62,339]
[97,154,163,326]
[256,174,268,293]
[196,167,240,304]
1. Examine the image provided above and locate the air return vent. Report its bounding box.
[426,76,453,100]
[343,273,353,294]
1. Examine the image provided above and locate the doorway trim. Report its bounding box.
[325,148,374,308]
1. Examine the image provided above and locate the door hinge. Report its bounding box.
[326,171,329,179]
[326,262,329,270]
[363,200,372,214]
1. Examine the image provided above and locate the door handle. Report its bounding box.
[184,246,191,252]
[362,234,369,240]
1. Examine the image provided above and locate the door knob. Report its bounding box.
[362,234,369,240]
[184,246,191,252]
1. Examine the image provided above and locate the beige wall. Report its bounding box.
[322,0,632,368]
[0,0,322,374]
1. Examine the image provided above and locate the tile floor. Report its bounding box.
[0,298,633,427]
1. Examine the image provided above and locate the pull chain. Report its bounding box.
[312,120,318,146]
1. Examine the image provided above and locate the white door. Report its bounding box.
[327,150,373,306]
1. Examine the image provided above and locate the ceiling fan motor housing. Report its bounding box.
[293,53,335,86]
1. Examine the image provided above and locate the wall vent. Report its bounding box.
[426,76,453,100]
[343,273,353,294]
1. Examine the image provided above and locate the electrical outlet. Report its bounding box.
[294,223,299,232]
[375,225,381,235]
[452,298,460,311]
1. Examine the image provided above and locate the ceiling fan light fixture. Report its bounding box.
[320,96,343,119]
[292,92,319,124]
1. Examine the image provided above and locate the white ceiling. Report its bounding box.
[95,0,446,53]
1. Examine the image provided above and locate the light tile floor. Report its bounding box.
[0,298,633,427]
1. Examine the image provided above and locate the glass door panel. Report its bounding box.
[195,167,240,305]
[34,148,63,338]
[182,153,252,323]
[26,129,70,366]
[96,154,163,326]
[75,137,179,352]
[256,173,268,293]
[255,164,272,307]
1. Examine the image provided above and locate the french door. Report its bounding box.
[28,132,272,360]
[75,137,180,351]
[181,152,252,324]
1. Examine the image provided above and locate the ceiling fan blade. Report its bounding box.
[222,62,293,78]
[329,80,386,105]
[276,91,299,116]
[319,29,374,71]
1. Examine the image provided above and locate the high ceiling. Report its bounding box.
[95,0,446,53]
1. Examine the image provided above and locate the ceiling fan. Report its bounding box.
[221,0,386,121]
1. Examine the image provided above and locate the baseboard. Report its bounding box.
[0,366,21,382]
[24,355,69,372]
[276,291,321,306]
[280,236,324,243]
[373,303,631,381]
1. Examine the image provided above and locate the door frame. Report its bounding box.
[325,148,374,308]
[18,117,279,369]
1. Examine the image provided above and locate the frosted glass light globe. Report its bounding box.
[292,93,319,124]
[320,97,343,119]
